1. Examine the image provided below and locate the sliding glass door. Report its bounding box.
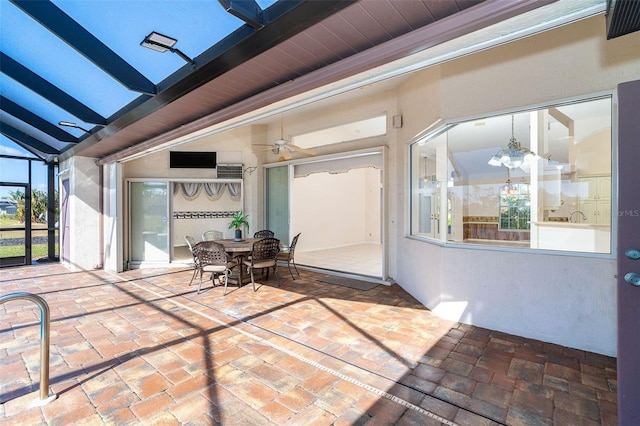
[265,166,290,245]
[129,181,169,264]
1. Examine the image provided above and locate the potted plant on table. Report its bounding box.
[229,211,249,241]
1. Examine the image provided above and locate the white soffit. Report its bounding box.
[291,115,387,149]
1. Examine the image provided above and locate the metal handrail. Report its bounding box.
[0,292,57,406]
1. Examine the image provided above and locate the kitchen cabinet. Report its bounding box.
[578,176,611,224]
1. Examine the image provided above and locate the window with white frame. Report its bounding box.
[499,183,530,230]
[410,96,612,253]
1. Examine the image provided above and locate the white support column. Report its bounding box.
[103,162,123,272]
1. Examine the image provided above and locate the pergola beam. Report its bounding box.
[218,0,264,29]
[0,122,61,155]
[0,53,107,125]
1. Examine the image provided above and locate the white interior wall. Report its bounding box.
[393,16,639,356]
[365,168,382,243]
[292,167,380,252]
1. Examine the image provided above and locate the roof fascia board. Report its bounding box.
[11,0,157,95]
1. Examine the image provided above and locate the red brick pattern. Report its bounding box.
[0,264,617,424]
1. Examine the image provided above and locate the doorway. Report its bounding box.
[0,183,31,267]
[266,149,385,279]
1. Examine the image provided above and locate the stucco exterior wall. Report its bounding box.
[393,16,640,356]
[61,155,102,271]
[103,162,122,272]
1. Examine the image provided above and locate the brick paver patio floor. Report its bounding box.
[0,264,617,425]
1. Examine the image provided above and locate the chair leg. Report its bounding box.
[189,267,198,285]
[250,267,257,291]
[221,271,228,295]
[274,263,280,288]
[286,260,295,280]
[197,270,204,294]
[292,259,300,276]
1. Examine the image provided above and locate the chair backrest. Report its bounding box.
[194,241,229,267]
[185,236,197,253]
[253,229,274,238]
[202,230,224,241]
[250,238,280,264]
[288,233,301,256]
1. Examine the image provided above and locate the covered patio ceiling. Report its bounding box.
[2,0,634,164]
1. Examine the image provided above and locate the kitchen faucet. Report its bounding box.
[569,210,587,223]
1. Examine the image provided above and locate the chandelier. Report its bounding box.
[488,115,537,169]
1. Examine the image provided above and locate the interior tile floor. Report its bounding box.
[295,243,382,278]
[174,242,383,278]
[1,264,617,425]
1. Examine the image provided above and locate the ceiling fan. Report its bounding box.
[256,114,317,160]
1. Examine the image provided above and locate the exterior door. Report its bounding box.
[0,183,30,267]
[617,80,640,423]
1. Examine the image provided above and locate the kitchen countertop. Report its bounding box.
[531,221,611,228]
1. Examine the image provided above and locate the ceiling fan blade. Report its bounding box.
[289,144,317,156]
[281,149,292,160]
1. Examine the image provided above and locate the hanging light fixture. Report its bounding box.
[488,115,537,169]
[501,167,517,195]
